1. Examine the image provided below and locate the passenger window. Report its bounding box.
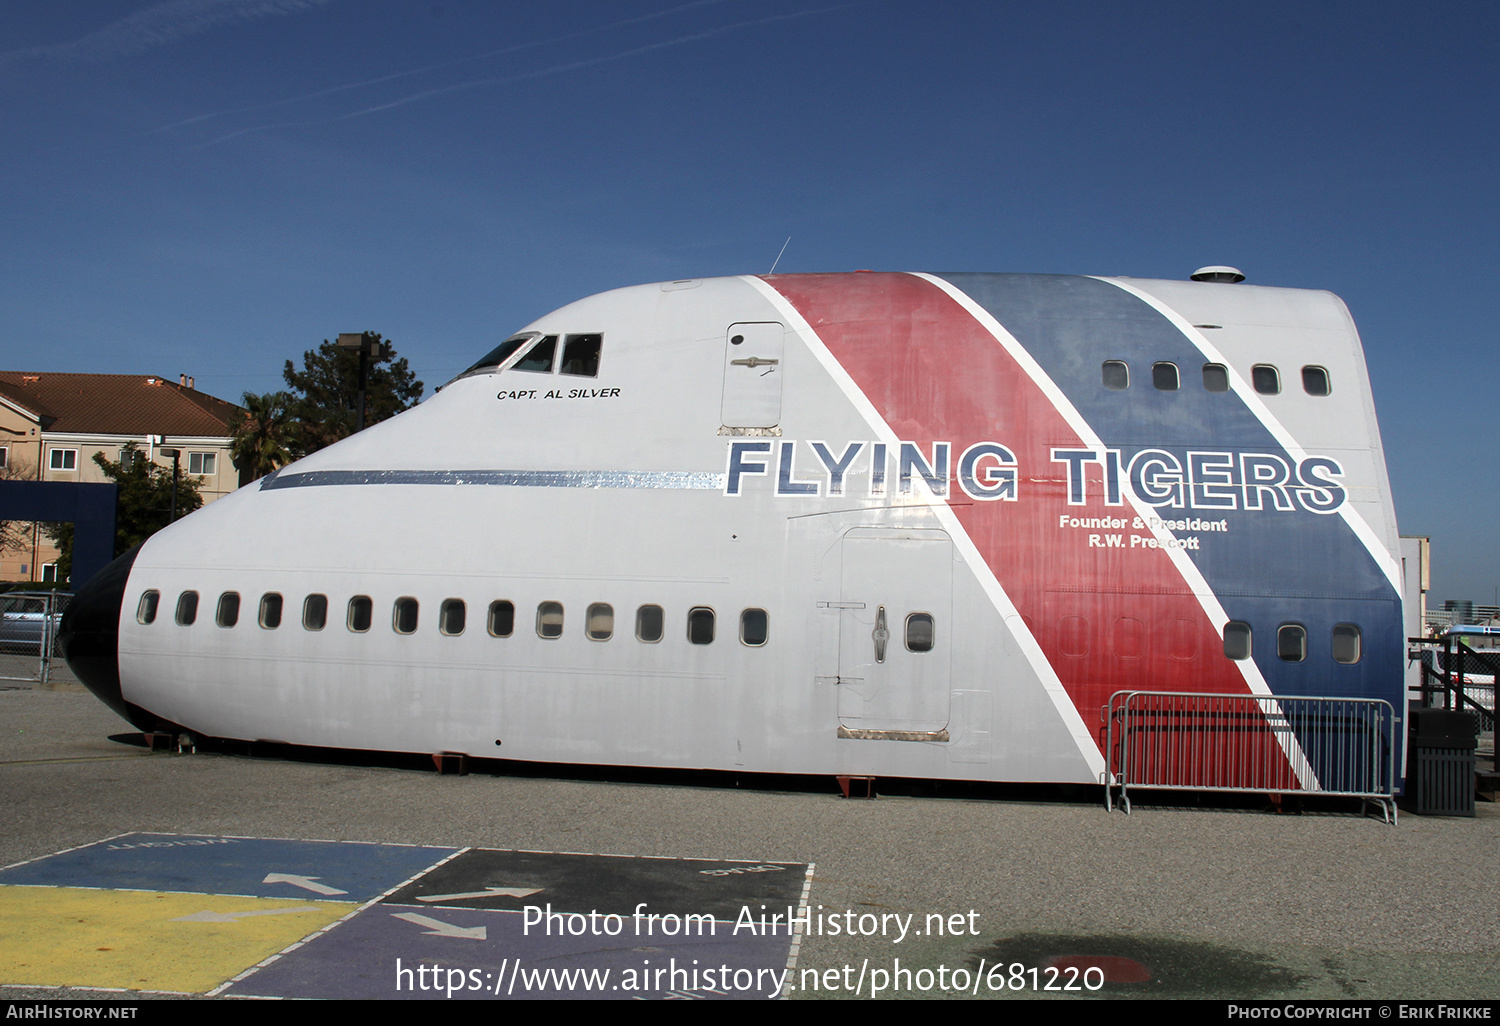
[488,600,515,637]
[586,603,613,641]
[740,608,769,647]
[440,599,465,636]
[905,612,935,653]
[560,334,602,377]
[687,607,715,645]
[1223,621,1252,660]
[136,591,159,625]
[303,594,328,631]
[1202,363,1229,392]
[348,595,372,633]
[537,601,564,639]
[1302,366,1331,396]
[513,335,558,373]
[1277,623,1306,662]
[636,604,664,643]
[393,597,419,635]
[259,593,283,629]
[1102,360,1129,390]
[1332,623,1361,664]
[176,591,199,626]
[216,592,240,628]
[1152,362,1180,390]
[1252,365,1280,395]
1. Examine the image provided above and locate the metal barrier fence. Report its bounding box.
[1104,690,1399,823]
[0,591,73,687]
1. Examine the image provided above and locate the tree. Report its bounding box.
[282,334,423,456]
[230,391,296,481]
[42,445,203,580]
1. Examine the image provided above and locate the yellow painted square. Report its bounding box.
[0,885,357,993]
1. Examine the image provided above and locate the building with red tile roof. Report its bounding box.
[0,372,245,583]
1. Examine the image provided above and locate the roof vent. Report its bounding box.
[1191,266,1245,283]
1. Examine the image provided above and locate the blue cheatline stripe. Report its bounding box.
[259,468,728,491]
[932,273,1402,710]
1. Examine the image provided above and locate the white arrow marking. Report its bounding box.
[174,906,324,923]
[263,873,349,895]
[392,912,487,940]
[416,887,542,902]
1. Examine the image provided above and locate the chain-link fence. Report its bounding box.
[0,591,74,687]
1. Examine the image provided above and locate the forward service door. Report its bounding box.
[835,528,953,740]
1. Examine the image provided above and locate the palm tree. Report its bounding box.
[231,391,296,481]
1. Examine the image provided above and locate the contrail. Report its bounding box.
[197,2,863,148]
[155,0,728,133]
[0,0,331,71]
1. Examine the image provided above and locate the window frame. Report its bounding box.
[636,604,664,643]
[1331,623,1362,664]
[487,600,515,638]
[303,594,328,631]
[905,612,936,653]
[1301,365,1331,397]
[536,601,564,639]
[1276,623,1307,662]
[1252,364,1281,395]
[440,598,466,637]
[687,606,715,645]
[347,595,373,633]
[586,602,614,641]
[393,596,420,635]
[215,591,240,628]
[1202,363,1230,393]
[1223,620,1252,661]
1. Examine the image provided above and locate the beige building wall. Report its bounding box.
[3,432,240,584]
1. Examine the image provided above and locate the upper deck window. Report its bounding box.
[1202,363,1230,392]
[1102,361,1129,391]
[1252,365,1281,395]
[1152,362,1180,391]
[1302,366,1331,396]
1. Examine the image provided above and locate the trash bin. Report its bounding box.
[1408,709,1478,816]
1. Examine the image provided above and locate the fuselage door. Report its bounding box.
[836,528,953,737]
[721,322,784,429]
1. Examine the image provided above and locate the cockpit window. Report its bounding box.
[459,331,602,381]
[512,335,557,373]
[560,334,602,377]
[463,334,533,375]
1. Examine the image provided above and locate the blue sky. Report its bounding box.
[2,1,1495,603]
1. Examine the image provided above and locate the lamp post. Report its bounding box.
[158,448,181,521]
[336,332,391,433]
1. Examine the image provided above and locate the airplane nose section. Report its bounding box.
[59,544,141,727]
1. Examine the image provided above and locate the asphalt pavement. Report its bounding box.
[2,685,1497,1002]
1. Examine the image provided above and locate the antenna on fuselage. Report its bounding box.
[769,237,791,275]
